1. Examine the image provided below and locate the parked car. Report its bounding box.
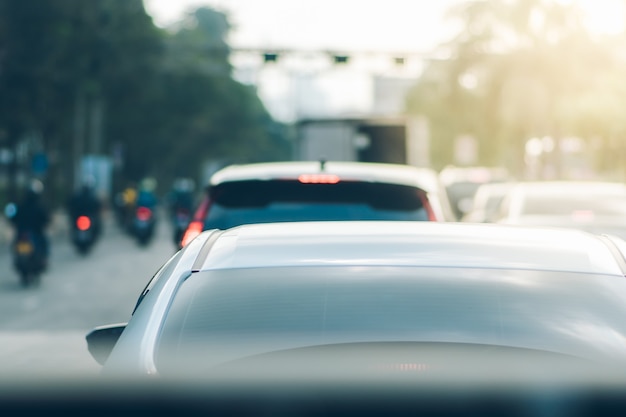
[496,181,626,238]
[179,161,454,247]
[89,220,626,383]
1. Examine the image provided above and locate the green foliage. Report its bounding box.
[0,1,290,200]
[407,0,626,178]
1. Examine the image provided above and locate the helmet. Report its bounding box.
[174,178,195,192]
[139,177,157,192]
[24,179,44,201]
[28,179,44,195]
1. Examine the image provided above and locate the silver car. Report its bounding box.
[89,221,626,382]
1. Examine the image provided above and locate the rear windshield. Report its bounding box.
[156,267,626,373]
[205,180,429,229]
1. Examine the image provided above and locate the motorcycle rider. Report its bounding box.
[67,178,103,239]
[167,178,195,219]
[136,177,158,210]
[167,178,195,246]
[113,182,138,232]
[130,178,158,245]
[10,179,51,266]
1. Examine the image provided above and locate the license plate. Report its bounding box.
[16,241,33,255]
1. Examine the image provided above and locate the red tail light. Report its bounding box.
[136,207,152,221]
[76,216,91,231]
[179,196,212,247]
[181,221,204,247]
[298,174,340,184]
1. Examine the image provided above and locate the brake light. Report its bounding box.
[181,221,204,247]
[298,174,340,184]
[76,216,91,231]
[136,207,152,221]
[179,196,212,247]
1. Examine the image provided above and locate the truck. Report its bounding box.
[294,115,429,167]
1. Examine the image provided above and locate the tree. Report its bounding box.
[0,2,290,203]
[119,6,290,188]
[407,0,615,177]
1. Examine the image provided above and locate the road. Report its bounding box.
[0,214,177,377]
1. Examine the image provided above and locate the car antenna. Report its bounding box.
[320,158,327,171]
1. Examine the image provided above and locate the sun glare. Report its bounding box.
[572,0,625,36]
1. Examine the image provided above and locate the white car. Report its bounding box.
[179,161,454,247]
[497,181,626,238]
[89,221,626,382]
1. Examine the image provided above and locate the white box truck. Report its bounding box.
[295,116,429,167]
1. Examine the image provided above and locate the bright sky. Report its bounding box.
[144,0,625,121]
[145,0,625,47]
[144,0,465,120]
[144,0,462,52]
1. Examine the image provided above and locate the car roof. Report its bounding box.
[209,161,440,193]
[512,181,626,195]
[182,221,626,276]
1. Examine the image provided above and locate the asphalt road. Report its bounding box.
[0,214,177,377]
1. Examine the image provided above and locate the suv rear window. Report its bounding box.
[205,180,429,229]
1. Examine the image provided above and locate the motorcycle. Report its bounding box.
[132,206,156,246]
[12,231,46,287]
[71,215,98,255]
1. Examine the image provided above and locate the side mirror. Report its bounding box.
[85,323,127,365]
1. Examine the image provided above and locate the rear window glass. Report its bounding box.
[156,267,626,374]
[205,180,429,229]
